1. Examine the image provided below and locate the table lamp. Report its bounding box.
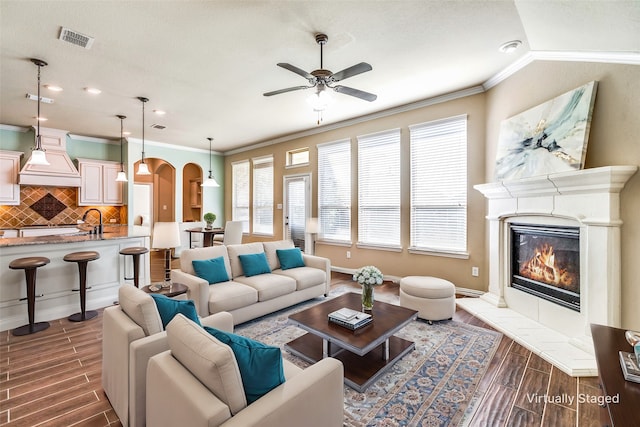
[306,218,320,255]
[152,222,181,287]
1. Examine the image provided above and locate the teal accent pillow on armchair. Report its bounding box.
[276,248,305,270]
[192,256,230,284]
[204,326,285,404]
[238,252,272,277]
[150,293,201,329]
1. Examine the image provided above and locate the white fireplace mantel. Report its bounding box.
[457,165,637,376]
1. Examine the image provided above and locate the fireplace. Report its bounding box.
[510,224,580,312]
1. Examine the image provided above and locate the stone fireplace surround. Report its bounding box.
[457,165,637,376]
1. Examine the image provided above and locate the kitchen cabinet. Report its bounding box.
[77,158,123,206]
[0,150,23,205]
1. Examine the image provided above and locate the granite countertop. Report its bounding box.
[0,225,149,247]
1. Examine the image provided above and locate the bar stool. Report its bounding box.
[119,247,148,288]
[64,251,100,322]
[9,256,50,336]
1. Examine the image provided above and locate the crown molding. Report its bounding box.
[127,137,219,155]
[0,124,30,132]
[68,133,117,144]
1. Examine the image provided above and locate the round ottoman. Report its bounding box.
[399,276,456,323]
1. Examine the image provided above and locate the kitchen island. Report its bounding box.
[0,226,150,331]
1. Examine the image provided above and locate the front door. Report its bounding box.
[283,174,311,252]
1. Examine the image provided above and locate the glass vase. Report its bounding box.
[362,283,374,311]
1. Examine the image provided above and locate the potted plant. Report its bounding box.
[203,212,216,229]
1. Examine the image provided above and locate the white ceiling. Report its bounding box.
[1,1,638,153]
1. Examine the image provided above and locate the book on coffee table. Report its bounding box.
[328,308,372,330]
[619,351,640,383]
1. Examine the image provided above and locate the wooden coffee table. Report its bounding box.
[285,292,418,392]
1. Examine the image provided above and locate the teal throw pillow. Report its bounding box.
[150,293,201,329]
[238,252,271,277]
[204,326,285,404]
[192,257,230,284]
[276,248,305,270]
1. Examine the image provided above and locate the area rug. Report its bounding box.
[235,291,502,427]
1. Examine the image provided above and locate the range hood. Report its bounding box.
[19,127,81,187]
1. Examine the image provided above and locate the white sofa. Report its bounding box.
[102,285,234,427]
[171,240,331,324]
[146,314,344,427]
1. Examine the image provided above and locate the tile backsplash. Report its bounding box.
[0,186,125,228]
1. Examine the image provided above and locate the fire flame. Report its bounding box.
[520,244,575,288]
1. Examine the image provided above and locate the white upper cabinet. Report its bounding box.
[0,150,23,205]
[77,158,123,206]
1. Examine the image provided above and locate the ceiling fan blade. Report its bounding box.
[263,86,310,97]
[330,62,372,82]
[277,63,315,81]
[333,85,377,102]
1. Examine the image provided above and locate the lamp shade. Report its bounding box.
[201,176,220,187]
[28,149,49,165]
[137,162,151,175]
[152,222,181,249]
[306,218,320,234]
[115,170,128,182]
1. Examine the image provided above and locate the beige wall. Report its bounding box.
[225,92,488,292]
[485,61,640,330]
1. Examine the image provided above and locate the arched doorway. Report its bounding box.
[133,157,176,223]
[182,162,204,222]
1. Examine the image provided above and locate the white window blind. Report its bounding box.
[318,139,351,242]
[357,129,401,248]
[231,160,250,233]
[410,115,467,253]
[252,156,273,235]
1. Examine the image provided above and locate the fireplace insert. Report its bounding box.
[510,223,580,312]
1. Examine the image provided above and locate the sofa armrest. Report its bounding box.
[302,254,332,295]
[201,311,234,332]
[222,358,344,427]
[171,268,209,316]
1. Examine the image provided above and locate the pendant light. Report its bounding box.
[136,96,151,175]
[201,137,220,187]
[115,115,128,182]
[27,58,49,165]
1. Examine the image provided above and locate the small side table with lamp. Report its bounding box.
[306,217,320,255]
[150,222,181,291]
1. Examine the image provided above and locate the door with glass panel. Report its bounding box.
[283,174,311,252]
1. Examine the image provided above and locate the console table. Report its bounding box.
[590,323,640,426]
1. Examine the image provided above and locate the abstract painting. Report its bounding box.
[494,81,597,181]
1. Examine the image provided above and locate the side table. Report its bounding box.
[141,282,188,298]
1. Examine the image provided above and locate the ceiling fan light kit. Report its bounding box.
[264,32,377,124]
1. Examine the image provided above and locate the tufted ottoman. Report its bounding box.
[399,276,456,323]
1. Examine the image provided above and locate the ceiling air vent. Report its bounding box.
[59,27,94,49]
[150,124,166,130]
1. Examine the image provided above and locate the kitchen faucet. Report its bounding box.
[82,208,103,235]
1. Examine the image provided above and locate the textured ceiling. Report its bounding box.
[1,1,638,153]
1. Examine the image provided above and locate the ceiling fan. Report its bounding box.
[263,33,377,103]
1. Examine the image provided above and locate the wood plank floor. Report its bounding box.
[0,252,603,426]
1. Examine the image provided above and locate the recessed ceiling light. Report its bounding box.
[499,40,522,54]
[45,85,63,92]
[153,109,166,115]
[123,131,131,135]
[35,116,48,121]
[84,87,101,95]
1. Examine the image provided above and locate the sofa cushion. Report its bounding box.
[192,256,230,284]
[208,281,258,314]
[233,274,297,301]
[166,314,247,415]
[118,285,163,336]
[263,240,295,271]
[227,242,265,279]
[180,245,231,277]
[204,327,285,404]
[273,267,327,291]
[276,248,305,270]
[238,252,271,277]
[150,293,201,329]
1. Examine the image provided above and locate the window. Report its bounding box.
[357,129,401,248]
[252,156,274,235]
[409,115,467,254]
[231,160,250,233]
[318,139,351,243]
[286,147,309,167]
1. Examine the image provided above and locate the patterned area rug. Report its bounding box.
[235,290,502,427]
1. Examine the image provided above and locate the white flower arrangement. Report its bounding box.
[353,265,384,286]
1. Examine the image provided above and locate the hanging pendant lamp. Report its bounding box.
[27,58,50,165]
[115,115,128,182]
[136,96,151,175]
[201,137,220,187]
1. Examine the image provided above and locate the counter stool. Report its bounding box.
[9,256,51,336]
[64,251,100,322]
[120,247,148,288]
